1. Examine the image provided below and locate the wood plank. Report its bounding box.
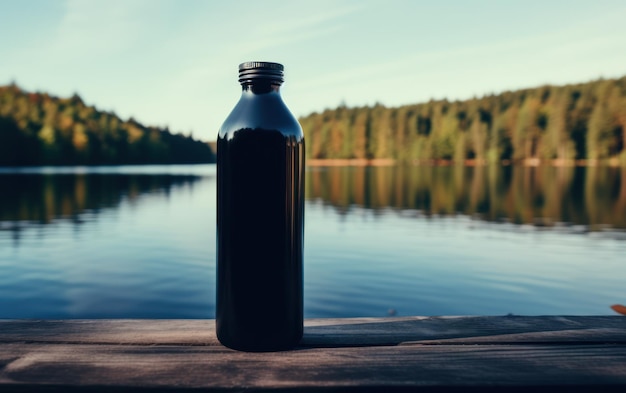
[0,317,625,391]
[303,316,626,346]
[0,319,217,346]
[1,343,626,390]
[1,316,624,346]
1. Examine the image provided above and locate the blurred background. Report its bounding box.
[0,0,625,319]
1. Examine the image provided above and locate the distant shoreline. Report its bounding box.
[307,158,395,167]
[306,158,626,167]
[0,158,623,169]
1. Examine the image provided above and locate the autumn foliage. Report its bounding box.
[0,84,215,166]
[300,76,626,165]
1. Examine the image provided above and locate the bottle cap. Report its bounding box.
[238,61,284,84]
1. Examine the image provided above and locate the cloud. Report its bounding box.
[44,0,153,61]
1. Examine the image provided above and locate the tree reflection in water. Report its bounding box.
[0,173,202,245]
[306,165,626,230]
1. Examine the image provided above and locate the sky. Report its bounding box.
[1,0,625,142]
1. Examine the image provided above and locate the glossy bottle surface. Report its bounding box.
[216,64,304,351]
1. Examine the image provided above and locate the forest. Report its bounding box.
[0,84,215,166]
[2,77,625,166]
[300,76,626,165]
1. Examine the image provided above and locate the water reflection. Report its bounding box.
[0,173,203,243]
[306,165,626,230]
[0,165,624,318]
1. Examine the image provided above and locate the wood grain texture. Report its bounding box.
[0,316,625,392]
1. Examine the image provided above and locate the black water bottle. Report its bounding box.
[216,62,304,351]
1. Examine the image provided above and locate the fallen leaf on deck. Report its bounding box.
[610,304,626,315]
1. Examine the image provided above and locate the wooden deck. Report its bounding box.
[1,316,625,391]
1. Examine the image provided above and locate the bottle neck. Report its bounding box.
[241,80,282,95]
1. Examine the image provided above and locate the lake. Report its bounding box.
[0,164,625,319]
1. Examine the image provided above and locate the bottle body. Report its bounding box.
[216,63,304,351]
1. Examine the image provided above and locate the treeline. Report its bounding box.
[300,76,626,165]
[0,84,215,166]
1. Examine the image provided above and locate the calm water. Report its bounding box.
[0,164,625,319]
